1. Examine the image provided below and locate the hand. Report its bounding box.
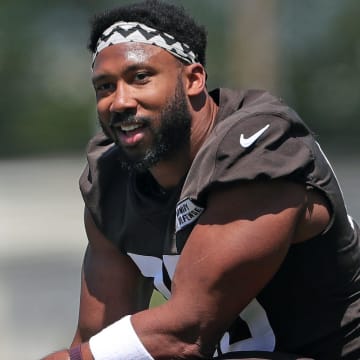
[40,349,70,360]
[41,343,94,360]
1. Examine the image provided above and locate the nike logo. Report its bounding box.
[240,124,270,148]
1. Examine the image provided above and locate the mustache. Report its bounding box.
[109,112,150,128]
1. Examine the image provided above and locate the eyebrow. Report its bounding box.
[92,74,109,85]
[92,63,152,84]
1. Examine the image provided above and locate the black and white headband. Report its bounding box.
[92,21,198,67]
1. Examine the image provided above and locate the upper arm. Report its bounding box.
[72,208,153,344]
[174,181,305,344]
[171,180,305,330]
[132,180,328,357]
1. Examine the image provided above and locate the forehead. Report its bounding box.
[92,42,179,73]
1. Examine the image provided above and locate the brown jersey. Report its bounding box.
[80,88,360,359]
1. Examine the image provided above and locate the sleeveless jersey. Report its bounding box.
[79,88,360,359]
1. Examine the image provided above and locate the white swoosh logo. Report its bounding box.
[240,124,270,148]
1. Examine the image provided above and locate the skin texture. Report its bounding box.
[41,42,329,360]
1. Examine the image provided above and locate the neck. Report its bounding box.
[150,91,218,189]
[189,91,218,159]
[150,153,191,190]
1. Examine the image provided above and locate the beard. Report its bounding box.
[101,78,192,172]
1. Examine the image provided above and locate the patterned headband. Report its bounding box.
[92,21,198,67]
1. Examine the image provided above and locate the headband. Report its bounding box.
[92,21,198,67]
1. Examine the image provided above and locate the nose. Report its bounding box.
[109,81,137,113]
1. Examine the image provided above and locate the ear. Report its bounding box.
[184,63,206,96]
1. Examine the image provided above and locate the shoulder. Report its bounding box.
[79,131,117,192]
[79,132,130,234]
[79,131,128,195]
[181,89,315,203]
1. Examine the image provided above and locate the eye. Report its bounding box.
[94,82,115,97]
[134,71,151,83]
[95,83,113,91]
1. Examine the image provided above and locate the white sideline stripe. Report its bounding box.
[163,255,180,279]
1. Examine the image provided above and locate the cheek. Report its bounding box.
[96,97,111,117]
[142,75,178,108]
[141,88,173,112]
[96,100,112,131]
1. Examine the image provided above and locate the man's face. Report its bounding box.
[92,43,192,171]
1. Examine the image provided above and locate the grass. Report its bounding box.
[150,290,167,307]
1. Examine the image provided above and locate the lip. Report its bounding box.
[112,124,147,147]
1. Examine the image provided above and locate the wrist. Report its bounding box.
[68,343,94,360]
[89,315,154,360]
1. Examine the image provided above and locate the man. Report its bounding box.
[42,0,360,359]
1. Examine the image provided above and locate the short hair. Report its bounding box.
[87,0,207,66]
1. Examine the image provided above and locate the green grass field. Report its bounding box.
[150,290,167,307]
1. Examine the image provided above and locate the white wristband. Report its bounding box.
[89,315,154,360]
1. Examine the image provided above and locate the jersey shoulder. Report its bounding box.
[181,89,314,203]
[79,132,127,231]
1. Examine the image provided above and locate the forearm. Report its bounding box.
[87,311,208,360]
[131,306,210,359]
[71,330,82,347]
[45,297,220,360]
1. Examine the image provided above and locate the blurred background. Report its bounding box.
[0,0,359,358]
